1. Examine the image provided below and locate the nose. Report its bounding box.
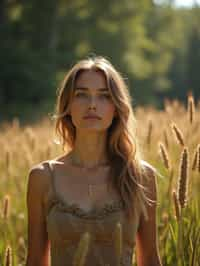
[88,95,97,110]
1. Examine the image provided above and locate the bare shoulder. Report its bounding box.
[140,160,157,176]
[28,160,51,180]
[140,160,158,202]
[136,161,162,265]
[140,160,158,182]
[27,160,53,197]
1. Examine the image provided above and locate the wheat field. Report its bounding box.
[0,93,200,266]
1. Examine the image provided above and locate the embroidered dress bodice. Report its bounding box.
[44,161,141,266]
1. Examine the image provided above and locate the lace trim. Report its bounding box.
[48,197,125,220]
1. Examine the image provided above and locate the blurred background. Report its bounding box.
[1,2,200,265]
[0,0,200,124]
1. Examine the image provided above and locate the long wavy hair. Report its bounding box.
[52,55,155,220]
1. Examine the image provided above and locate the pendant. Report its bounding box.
[88,183,110,199]
[88,184,93,198]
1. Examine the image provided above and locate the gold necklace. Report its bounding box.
[88,183,110,199]
[70,156,111,199]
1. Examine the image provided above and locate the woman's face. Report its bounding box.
[69,69,117,132]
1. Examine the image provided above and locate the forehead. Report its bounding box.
[74,69,107,89]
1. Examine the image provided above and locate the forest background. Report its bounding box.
[0,0,200,123]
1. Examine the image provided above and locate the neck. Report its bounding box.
[69,130,109,169]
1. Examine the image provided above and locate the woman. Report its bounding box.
[26,56,162,266]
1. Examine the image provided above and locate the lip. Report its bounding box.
[83,115,101,120]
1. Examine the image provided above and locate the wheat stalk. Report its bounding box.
[177,147,189,209]
[187,92,195,124]
[163,129,169,150]
[2,194,10,219]
[198,144,200,173]
[191,144,199,171]
[171,123,184,147]
[73,232,91,266]
[12,117,20,130]
[158,142,171,170]
[190,228,200,266]
[167,168,174,198]
[161,212,169,225]
[146,119,153,146]
[4,244,12,266]
[172,190,181,221]
[5,149,11,175]
[45,142,52,159]
[114,222,123,266]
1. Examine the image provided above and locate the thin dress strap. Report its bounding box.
[45,160,57,198]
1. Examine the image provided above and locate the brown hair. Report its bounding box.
[52,55,155,220]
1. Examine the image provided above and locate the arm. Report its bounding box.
[135,164,162,266]
[25,164,50,266]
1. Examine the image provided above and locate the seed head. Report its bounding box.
[172,190,181,221]
[158,142,171,170]
[171,123,184,147]
[2,195,10,219]
[191,145,199,171]
[187,92,195,124]
[177,147,189,208]
[147,119,153,146]
[4,245,12,266]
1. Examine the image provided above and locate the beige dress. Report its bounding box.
[44,161,141,266]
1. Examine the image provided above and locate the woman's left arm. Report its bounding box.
[135,164,163,266]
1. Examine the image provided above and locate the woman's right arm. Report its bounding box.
[25,164,50,266]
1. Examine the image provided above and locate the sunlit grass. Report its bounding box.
[0,93,200,265]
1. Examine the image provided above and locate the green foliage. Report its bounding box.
[0,0,200,121]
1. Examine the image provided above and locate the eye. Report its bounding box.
[99,94,111,99]
[75,92,86,97]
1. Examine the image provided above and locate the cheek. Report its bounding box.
[70,99,84,112]
[102,102,116,118]
[70,101,85,122]
[104,99,115,111]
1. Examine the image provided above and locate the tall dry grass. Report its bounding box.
[0,93,200,265]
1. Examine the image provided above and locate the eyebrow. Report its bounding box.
[75,87,109,92]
